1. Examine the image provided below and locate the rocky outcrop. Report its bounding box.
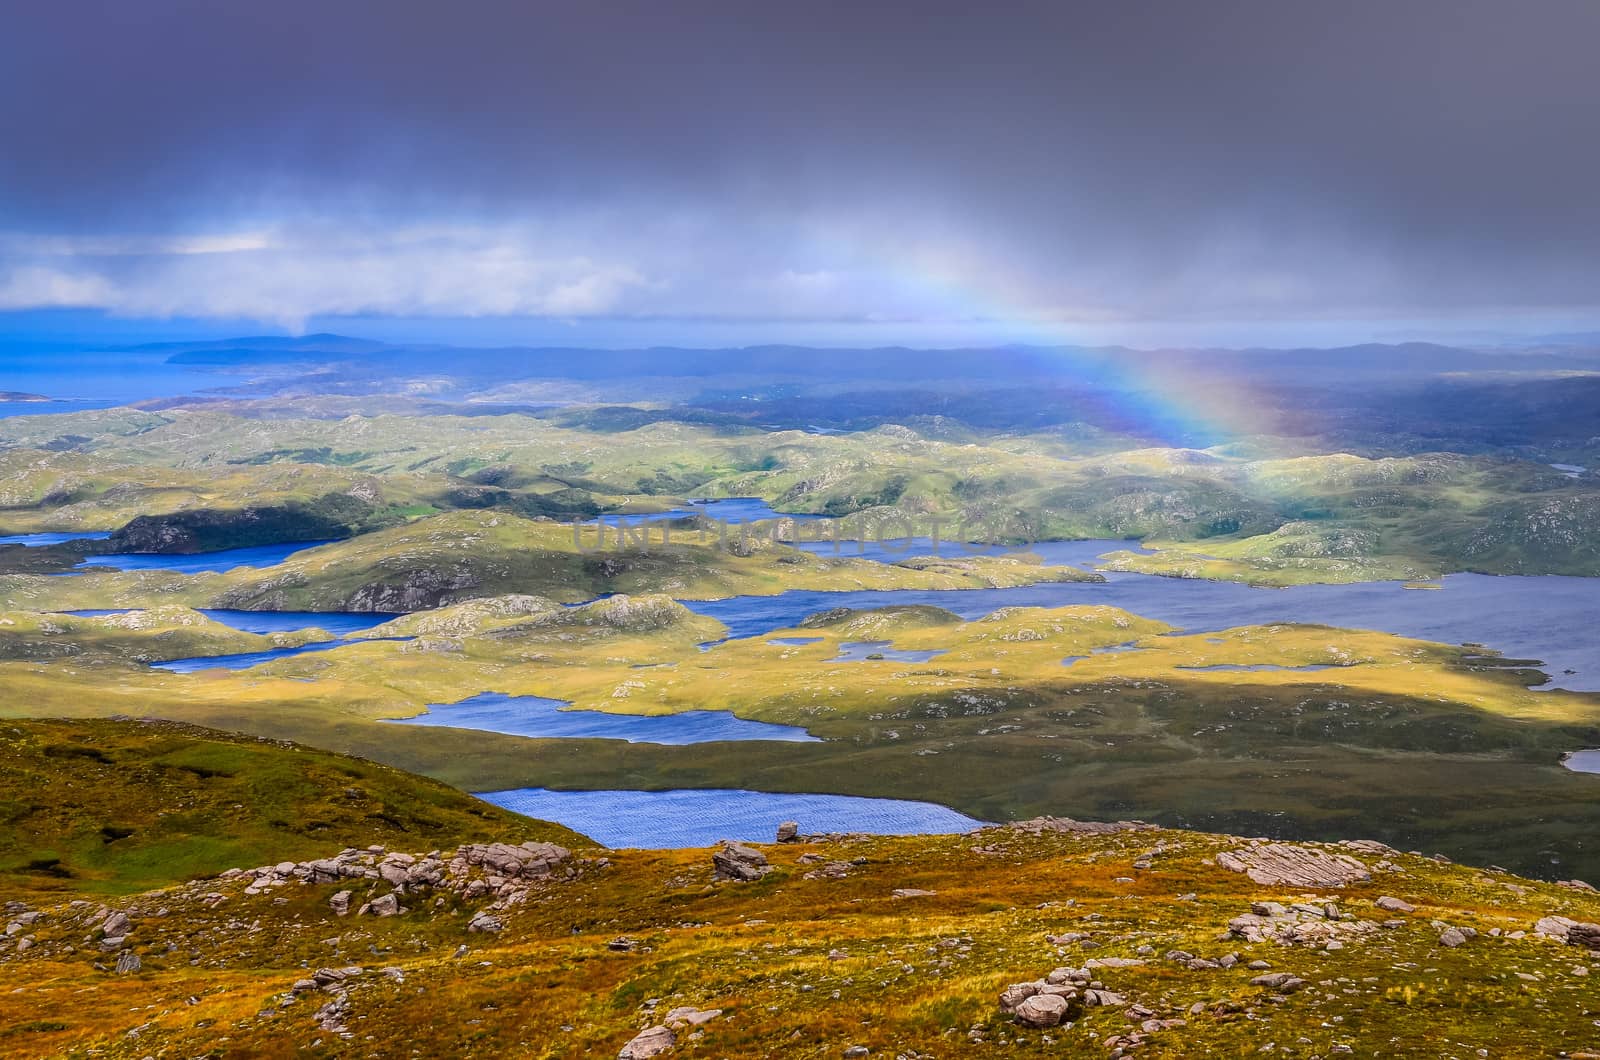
[341,566,483,612]
[711,842,771,882]
[1216,843,1371,887]
[223,839,576,917]
[107,493,383,554]
[1534,914,1600,949]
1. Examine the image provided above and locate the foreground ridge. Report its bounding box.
[5,818,1600,1058]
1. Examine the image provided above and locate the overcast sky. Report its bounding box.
[3,1,1599,347]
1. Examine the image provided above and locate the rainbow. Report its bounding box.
[806,232,1289,445]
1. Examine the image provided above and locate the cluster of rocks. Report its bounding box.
[1216,843,1372,888]
[997,966,1130,1028]
[223,840,575,919]
[618,1007,724,1058]
[2,898,147,972]
[3,901,42,957]
[797,853,855,880]
[280,963,406,1036]
[1225,899,1381,949]
[1161,946,1245,972]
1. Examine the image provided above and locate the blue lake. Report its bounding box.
[59,608,397,635]
[592,497,834,527]
[74,540,335,574]
[0,531,112,547]
[198,609,397,634]
[389,691,819,744]
[153,636,411,673]
[475,787,986,847]
[793,536,1148,567]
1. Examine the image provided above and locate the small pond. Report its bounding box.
[475,787,986,847]
[388,691,819,744]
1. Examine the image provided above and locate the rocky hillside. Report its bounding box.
[5,803,1600,1056]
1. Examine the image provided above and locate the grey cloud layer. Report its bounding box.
[3,1,1599,328]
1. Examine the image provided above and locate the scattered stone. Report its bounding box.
[775,821,800,843]
[1375,896,1415,913]
[368,893,401,918]
[1228,902,1380,948]
[328,890,352,917]
[101,911,131,936]
[114,951,141,975]
[1438,927,1468,948]
[892,888,936,899]
[1250,972,1307,994]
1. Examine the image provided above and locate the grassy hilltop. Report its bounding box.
[0,718,581,901]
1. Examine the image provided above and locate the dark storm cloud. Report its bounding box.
[3,0,1599,330]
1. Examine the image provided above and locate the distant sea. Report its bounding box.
[0,349,231,418]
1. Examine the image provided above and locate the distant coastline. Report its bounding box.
[0,391,52,402]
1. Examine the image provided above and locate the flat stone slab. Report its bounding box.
[1217,843,1371,888]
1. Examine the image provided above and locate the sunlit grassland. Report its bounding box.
[2,598,1598,878]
